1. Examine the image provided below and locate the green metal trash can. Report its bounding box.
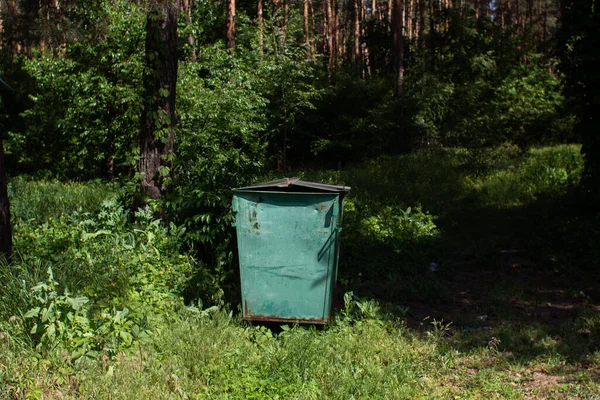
[232,178,350,324]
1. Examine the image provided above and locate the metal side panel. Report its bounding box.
[233,191,340,323]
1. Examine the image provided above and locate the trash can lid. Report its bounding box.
[234,177,351,193]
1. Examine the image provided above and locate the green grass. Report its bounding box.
[2,144,600,399]
[8,177,118,223]
[4,307,600,399]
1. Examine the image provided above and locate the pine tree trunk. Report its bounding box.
[139,3,178,201]
[181,0,196,61]
[226,0,236,49]
[283,0,288,43]
[418,0,425,50]
[258,0,264,55]
[0,139,12,259]
[303,0,311,56]
[392,0,405,94]
[353,0,361,72]
[326,0,336,78]
[361,0,372,77]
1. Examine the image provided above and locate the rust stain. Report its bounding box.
[254,222,260,230]
[319,203,328,212]
[244,300,249,317]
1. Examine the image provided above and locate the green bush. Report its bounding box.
[9,177,116,223]
[2,180,220,365]
[473,144,583,207]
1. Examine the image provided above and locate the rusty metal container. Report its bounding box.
[232,178,350,324]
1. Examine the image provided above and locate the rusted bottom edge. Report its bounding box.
[244,314,329,325]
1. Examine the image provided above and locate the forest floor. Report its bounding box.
[2,144,600,399]
[399,256,600,399]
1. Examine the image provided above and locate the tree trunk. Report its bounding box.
[139,2,178,201]
[282,0,288,43]
[226,0,236,49]
[326,0,336,78]
[392,0,405,94]
[353,0,361,72]
[181,0,196,61]
[418,0,424,50]
[258,0,264,55]
[361,0,372,77]
[0,139,12,259]
[303,0,310,56]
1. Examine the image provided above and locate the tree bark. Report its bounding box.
[258,0,264,55]
[353,0,361,72]
[139,2,178,201]
[326,0,337,78]
[181,0,196,61]
[418,0,424,50]
[226,0,236,49]
[0,139,12,259]
[303,0,311,57]
[282,0,288,43]
[392,0,405,94]
[361,0,372,77]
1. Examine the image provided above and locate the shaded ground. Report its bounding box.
[404,250,600,331]
[397,248,600,398]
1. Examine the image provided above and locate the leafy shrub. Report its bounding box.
[22,266,152,362]
[13,1,145,178]
[473,144,583,207]
[3,180,221,364]
[9,177,116,223]
[358,205,438,244]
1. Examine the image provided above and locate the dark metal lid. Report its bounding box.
[234,177,351,193]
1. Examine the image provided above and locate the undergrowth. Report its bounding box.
[2,144,599,399]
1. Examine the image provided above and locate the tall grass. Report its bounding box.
[1,179,118,321]
[472,144,583,208]
[8,177,118,223]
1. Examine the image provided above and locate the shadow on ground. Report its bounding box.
[338,190,600,363]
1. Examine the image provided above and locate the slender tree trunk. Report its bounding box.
[326,0,336,78]
[335,0,342,61]
[181,0,196,61]
[0,140,12,259]
[361,0,372,77]
[226,0,235,49]
[405,0,411,39]
[411,0,417,39]
[139,2,178,201]
[303,0,311,56]
[392,0,405,94]
[258,0,264,55]
[418,0,424,50]
[322,0,328,54]
[353,0,361,72]
[282,0,288,43]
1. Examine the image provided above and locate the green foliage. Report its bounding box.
[400,9,567,152]
[22,266,152,363]
[8,177,116,222]
[358,205,438,245]
[176,46,269,192]
[1,179,217,366]
[9,1,145,178]
[473,144,584,207]
[2,146,599,399]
